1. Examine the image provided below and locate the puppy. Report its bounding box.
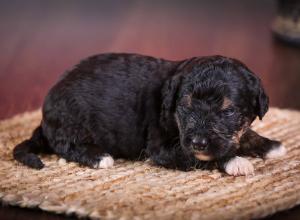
[13,53,286,176]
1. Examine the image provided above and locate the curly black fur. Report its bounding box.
[13,53,281,172]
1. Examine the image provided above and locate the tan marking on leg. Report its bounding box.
[232,123,250,145]
[232,129,245,144]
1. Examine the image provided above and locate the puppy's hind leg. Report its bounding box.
[238,129,286,159]
[55,143,114,169]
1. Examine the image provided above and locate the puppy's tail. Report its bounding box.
[13,125,51,169]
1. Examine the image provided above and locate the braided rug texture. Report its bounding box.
[0,108,300,220]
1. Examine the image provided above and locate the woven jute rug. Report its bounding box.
[0,108,300,219]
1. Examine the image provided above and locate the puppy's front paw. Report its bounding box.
[93,154,114,169]
[224,156,254,176]
[265,144,286,159]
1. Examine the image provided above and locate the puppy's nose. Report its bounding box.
[192,137,208,150]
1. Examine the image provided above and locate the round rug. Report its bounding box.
[0,108,300,219]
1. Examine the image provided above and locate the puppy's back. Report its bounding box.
[42,53,178,158]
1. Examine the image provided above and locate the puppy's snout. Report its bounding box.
[192,137,208,150]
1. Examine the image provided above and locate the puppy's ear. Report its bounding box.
[234,60,269,120]
[246,73,269,120]
[255,85,269,120]
[160,75,182,129]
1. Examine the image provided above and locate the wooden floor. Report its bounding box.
[0,0,300,219]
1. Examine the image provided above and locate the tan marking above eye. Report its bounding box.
[181,95,192,107]
[221,97,232,110]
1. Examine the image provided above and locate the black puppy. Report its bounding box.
[13,53,286,176]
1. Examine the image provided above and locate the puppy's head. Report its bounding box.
[160,56,269,161]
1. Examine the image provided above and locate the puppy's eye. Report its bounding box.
[222,107,235,117]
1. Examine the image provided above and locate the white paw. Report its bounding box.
[224,156,254,176]
[93,155,114,169]
[58,158,67,165]
[265,144,287,159]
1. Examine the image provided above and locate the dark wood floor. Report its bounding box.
[0,0,300,219]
